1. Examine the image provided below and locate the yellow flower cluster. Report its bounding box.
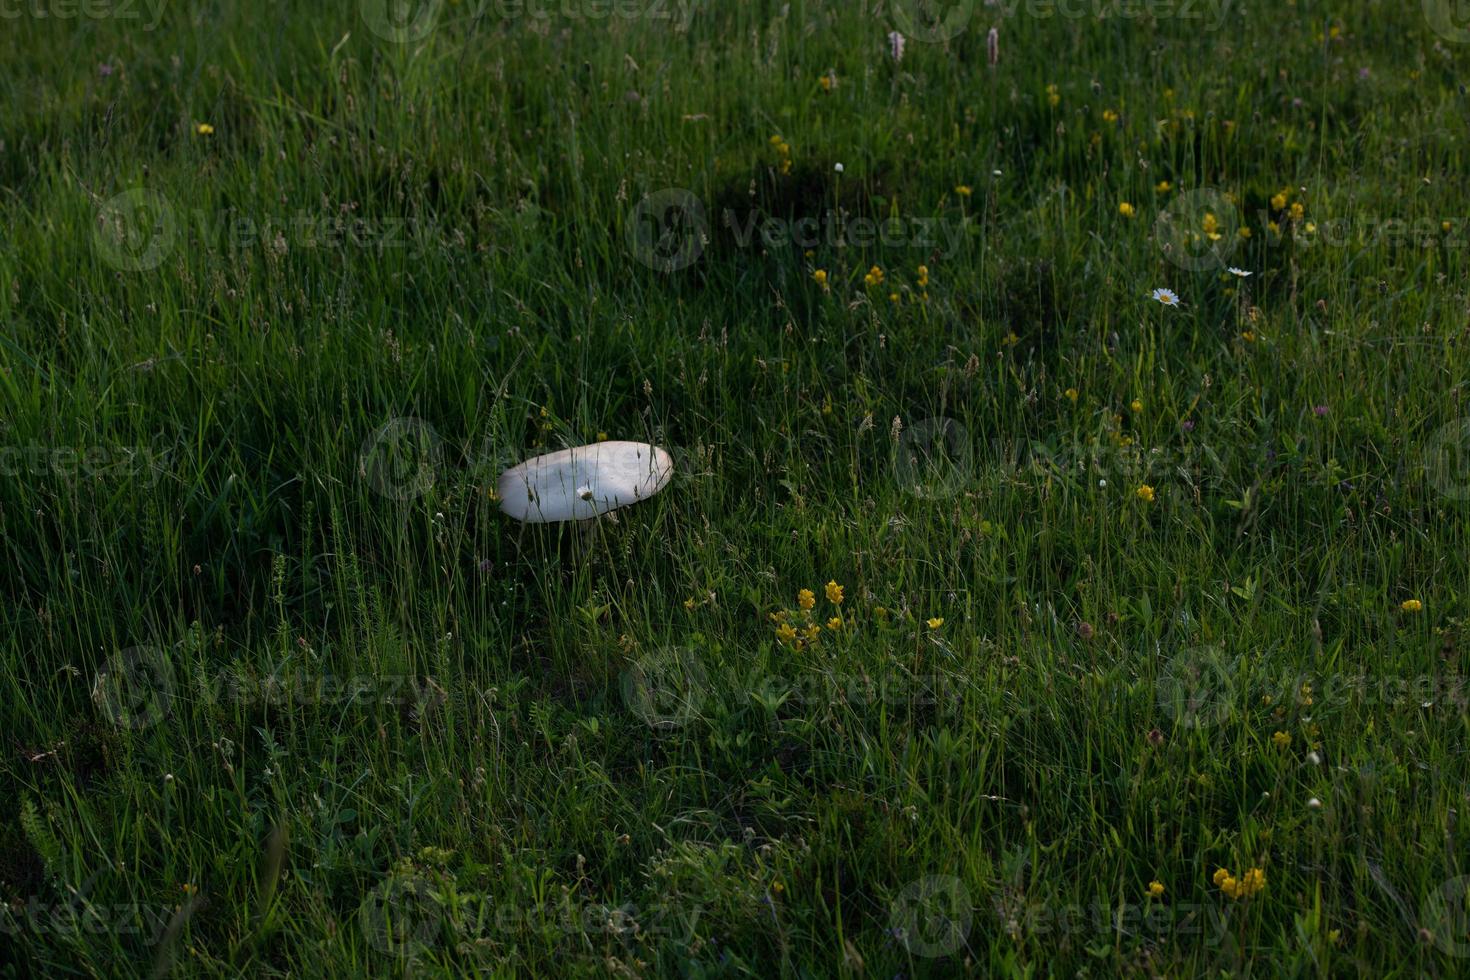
[1213,866,1266,900]
[773,582,846,649]
[771,581,946,647]
[769,134,792,175]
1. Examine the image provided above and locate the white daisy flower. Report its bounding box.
[1227,267,1253,278]
[1151,288,1181,307]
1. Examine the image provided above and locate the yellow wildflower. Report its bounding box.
[1401,598,1423,612]
[797,589,816,611]
[825,580,844,605]
[926,617,944,630]
[1119,202,1135,218]
[1215,867,1264,900]
[1136,484,1155,502]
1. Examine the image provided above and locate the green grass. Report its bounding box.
[3,0,1470,974]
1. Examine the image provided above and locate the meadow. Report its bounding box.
[3,0,1470,975]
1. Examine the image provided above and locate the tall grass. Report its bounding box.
[2,0,1469,974]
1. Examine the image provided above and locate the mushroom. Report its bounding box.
[497,441,674,523]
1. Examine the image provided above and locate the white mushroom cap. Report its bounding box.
[497,441,673,523]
